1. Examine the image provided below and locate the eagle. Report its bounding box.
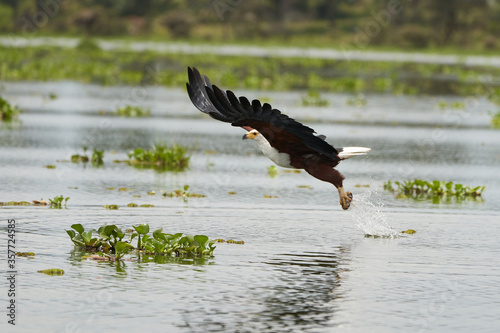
[186,67,370,210]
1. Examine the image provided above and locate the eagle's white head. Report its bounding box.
[242,129,260,140]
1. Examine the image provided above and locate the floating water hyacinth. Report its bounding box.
[127,142,190,172]
[66,223,216,261]
[384,179,485,202]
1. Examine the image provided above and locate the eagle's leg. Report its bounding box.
[337,187,353,210]
[304,165,352,210]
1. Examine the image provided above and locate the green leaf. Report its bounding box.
[82,230,93,245]
[71,223,85,234]
[115,241,133,253]
[114,227,125,240]
[153,228,166,241]
[133,224,150,235]
[103,224,118,237]
[445,182,453,191]
[66,229,76,239]
[194,235,209,248]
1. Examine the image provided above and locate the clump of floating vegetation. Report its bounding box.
[104,204,119,210]
[115,105,150,117]
[0,201,32,206]
[163,185,206,200]
[300,90,330,107]
[491,111,500,129]
[49,195,69,208]
[401,229,417,234]
[127,142,190,172]
[0,96,22,122]
[267,165,279,178]
[384,179,485,203]
[37,268,64,276]
[45,165,56,169]
[71,147,104,165]
[91,148,104,165]
[214,238,245,244]
[71,146,90,163]
[16,252,35,257]
[66,223,216,261]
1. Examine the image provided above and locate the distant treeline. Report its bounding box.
[0,0,499,49]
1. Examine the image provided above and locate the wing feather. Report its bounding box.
[186,67,339,159]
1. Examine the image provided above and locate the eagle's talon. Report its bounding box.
[340,191,352,210]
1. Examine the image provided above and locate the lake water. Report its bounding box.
[1,82,500,332]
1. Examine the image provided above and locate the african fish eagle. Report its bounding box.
[186,67,370,210]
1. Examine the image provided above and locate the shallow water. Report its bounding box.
[1,82,500,332]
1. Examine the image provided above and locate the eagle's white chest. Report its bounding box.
[253,135,294,168]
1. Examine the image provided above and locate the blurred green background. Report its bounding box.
[0,0,499,51]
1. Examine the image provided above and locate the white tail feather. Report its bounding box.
[338,147,371,160]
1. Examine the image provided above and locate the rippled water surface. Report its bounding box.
[1,82,500,332]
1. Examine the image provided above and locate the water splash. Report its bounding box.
[349,189,399,238]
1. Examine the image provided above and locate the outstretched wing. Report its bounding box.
[186,67,339,159]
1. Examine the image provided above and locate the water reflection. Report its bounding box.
[259,250,345,331]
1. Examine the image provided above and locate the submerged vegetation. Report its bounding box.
[127,143,190,172]
[384,179,485,203]
[0,96,22,122]
[66,223,216,261]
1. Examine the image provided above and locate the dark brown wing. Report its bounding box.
[186,66,339,160]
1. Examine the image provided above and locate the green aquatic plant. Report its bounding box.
[491,111,500,129]
[132,224,149,249]
[384,179,485,203]
[49,195,69,208]
[128,142,190,171]
[163,185,206,200]
[37,268,64,276]
[300,90,330,107]
[71,147,104,165]
[0,96,22,122]
[92,148,104,165]
[267,165,279,178]
[66,223,102,249]
[104,204,119,210]
[115,105,151,117]
[67,223,216,261]
[71,146,90,163]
